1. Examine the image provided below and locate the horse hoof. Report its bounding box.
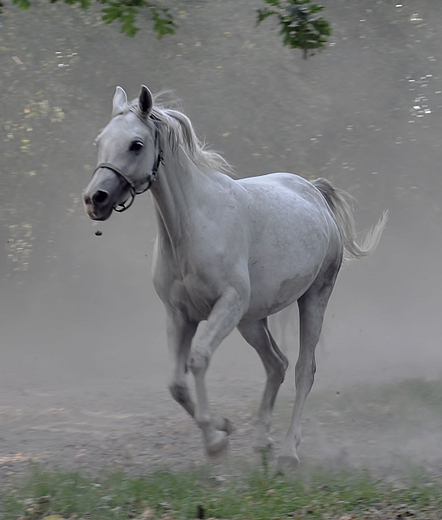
[206,431,229,458]
[253,435,275,452]
[213,415,233,434]
[276,453,299,472]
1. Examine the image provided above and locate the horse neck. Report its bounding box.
[150,146,213,245]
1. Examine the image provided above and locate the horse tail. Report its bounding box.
[313,178,388,262]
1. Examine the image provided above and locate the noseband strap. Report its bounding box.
[93,120,164,213]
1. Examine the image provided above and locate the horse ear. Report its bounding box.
[112,86,127,117]
[139,85,153,116]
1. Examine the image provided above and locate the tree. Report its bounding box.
[257,0,331,59]
[4,0,331,58]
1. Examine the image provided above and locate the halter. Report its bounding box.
[93,109,164,213]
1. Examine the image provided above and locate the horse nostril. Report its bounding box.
[92,190,109,205]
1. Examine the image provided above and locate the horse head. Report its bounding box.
[83,85,161,220]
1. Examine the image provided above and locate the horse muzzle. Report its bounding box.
[83,167,129,221]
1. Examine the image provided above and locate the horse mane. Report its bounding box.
[128,93,234,175]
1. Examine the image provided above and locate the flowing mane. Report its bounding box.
[126,93,233,175]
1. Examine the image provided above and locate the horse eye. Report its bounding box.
[130,140,144,152]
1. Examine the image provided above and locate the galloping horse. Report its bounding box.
[83,86,387,468]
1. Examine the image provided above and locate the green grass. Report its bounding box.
[1,466,442,519]
[3,379,442,519]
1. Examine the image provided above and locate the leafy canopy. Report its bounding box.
[4,0,330,57]
[257,0,331,58]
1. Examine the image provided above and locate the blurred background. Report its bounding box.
[1,0,442,475]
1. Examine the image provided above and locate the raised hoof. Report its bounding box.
[206,431,229,458]
[276,453,299,472]
[254,435,275,451]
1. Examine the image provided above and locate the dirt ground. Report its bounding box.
[2,364,442,485]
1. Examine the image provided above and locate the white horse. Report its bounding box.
[83,86,387,468]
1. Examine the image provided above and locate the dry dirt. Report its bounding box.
[2,358,442,485]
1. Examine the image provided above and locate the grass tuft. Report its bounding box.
[1,465,442,519]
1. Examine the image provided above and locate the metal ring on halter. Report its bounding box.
[92,121,163,213]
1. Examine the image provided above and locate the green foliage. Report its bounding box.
[11,0,91,11]
[3,0,329,55]
[3,0,175,39]
[50,0,91,8]
[101,0,175,38]
[2,466,442,520]
[102,1,140,37]
[11,0,31,10]
[257,0,332,58]
[150,5,175,39]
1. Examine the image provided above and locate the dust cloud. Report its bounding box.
[1,0,442,478]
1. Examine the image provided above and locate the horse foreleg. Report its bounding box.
[166,311,233,433]
[188,287,246,457]
[237,319,288,453]
[166,311,198,418]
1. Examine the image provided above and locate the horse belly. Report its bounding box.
[245,265,319,321]
[244,208,332,320]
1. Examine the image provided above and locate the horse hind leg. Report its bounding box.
[237,318,288,454]
[277,264,339,470]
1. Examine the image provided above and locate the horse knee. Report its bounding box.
[188,347,210,374]
[169,382,190,405]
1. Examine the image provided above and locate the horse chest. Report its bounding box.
[153,246,235,321]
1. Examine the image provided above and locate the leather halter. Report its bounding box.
[93,109,164,213]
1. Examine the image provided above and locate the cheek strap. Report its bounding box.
[92,122,164,213]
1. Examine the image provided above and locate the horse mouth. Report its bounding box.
[83,196,114,221]
[83,169,129,220]
[88,210,111,221]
